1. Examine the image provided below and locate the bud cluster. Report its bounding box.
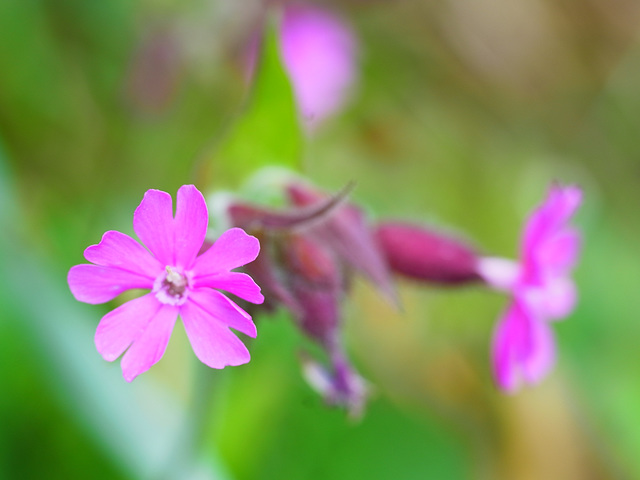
[224,180,498,414]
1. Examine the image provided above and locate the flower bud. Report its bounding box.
[374,222,481,285]
[278,234,343,344]
[224,182,379,414]
[301,349,368,419]
[287,182,397,303]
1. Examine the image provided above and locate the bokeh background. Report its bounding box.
[1,0,640,479]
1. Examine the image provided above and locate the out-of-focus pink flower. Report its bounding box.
[477,184,582,392]
[68,185,263,382]
[279,3,357,131]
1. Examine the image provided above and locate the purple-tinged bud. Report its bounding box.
[240,233,300,315]
[287,182,397,304]
[282,234,340,288]
[227,198,345,345]
[301,348,368,419]
[280,234,343,345]
[374,222,481,285]
[223,181,375,414]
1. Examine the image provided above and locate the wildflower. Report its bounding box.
[279,3,357,131]
[477,184,582,392]
[68,185,264,382]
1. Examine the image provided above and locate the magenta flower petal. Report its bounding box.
[120,303,178,382]
[68,264,152,304]
[180,300,251,368]
[546,184,582,224]
[84,230,163,279]
[174,185,208,269]
[523,185,582,258]
[524,277,577,320]
[193,227,260,275]
[133,189,175,265]
[491,301,555,392]
[280,4,357,131]
[522,313,556,385]
[189,288,257,338]
[491,304,522,392]
[195,271,264,304]
[520,184,582,295]
[95,293,163,361]
[535,229,581,277]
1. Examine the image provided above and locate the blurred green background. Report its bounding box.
[1,0,640,479]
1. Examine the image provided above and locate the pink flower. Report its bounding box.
[279,4,357,132]
[477,184,582,392]
[68,185,264,382]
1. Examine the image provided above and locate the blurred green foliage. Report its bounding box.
[1,1,640,480]
[200,21,302,188]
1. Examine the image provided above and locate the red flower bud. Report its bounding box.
[287,182,397,304]
[279,234,343,344]
[374,222,481,285]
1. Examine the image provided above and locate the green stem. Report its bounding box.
[157,362,231,480]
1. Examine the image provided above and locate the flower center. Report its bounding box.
[154,266,190,306]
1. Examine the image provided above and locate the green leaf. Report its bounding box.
[204,18,303,188]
